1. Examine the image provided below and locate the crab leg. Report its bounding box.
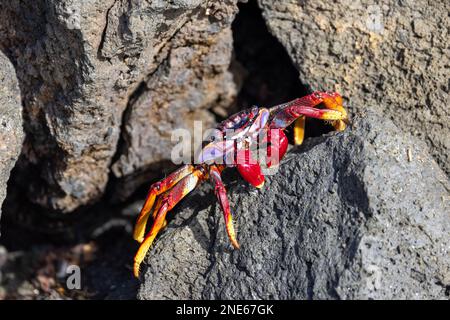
[269,91,348,130]
[133,166,208,277]
[293,116,305,145]
[209,165,240,249]
[133,164,195,243]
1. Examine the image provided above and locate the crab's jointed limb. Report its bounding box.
[133,165,208,277]
[133,164,242,277]
[133,164,195,243]
[270,91,349,145]
[293,116,306,146]
[209,165,240,249]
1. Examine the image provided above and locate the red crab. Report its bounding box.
[132,91,349,277]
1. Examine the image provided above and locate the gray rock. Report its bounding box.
[257,0,450,175]
[137,111,449,299]
[0,0,238,212]
[0,52,24,223]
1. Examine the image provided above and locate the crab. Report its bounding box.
[132,91,349,277]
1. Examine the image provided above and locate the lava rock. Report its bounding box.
[257,0,450,175]
[0,0,238,212]
[137,111,449,299]
[0,52,24,222]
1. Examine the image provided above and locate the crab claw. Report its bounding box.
[321,92,348,131]
[270,91,349,131]
[236,148,265,189]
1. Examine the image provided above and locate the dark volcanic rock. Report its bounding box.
[257,0,450,175]
[0,52,24,221]
[0,0,238,212]
[137,111,449,299]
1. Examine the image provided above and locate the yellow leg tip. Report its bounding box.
[294,116,305,146]
[133,236,144,244]
[133,227,146,243]
[133,233,157,278]
[333,119,347,132]
[133,263,141,278]
[255,182,264,189]
[294,135,304,146]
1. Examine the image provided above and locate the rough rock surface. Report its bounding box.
[0,0,237,212]
[257,0,450,175]
[0,52,24,222]
[138,111,449,299]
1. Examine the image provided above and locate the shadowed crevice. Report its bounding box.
[231,0,334,139]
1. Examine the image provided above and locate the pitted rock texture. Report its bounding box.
[0,0,237,212]
[257,0,450,175]
[0,52,24,221]
[137,111,449,299]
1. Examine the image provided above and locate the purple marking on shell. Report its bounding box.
[198,140,235,163]
[198,147,221,163]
